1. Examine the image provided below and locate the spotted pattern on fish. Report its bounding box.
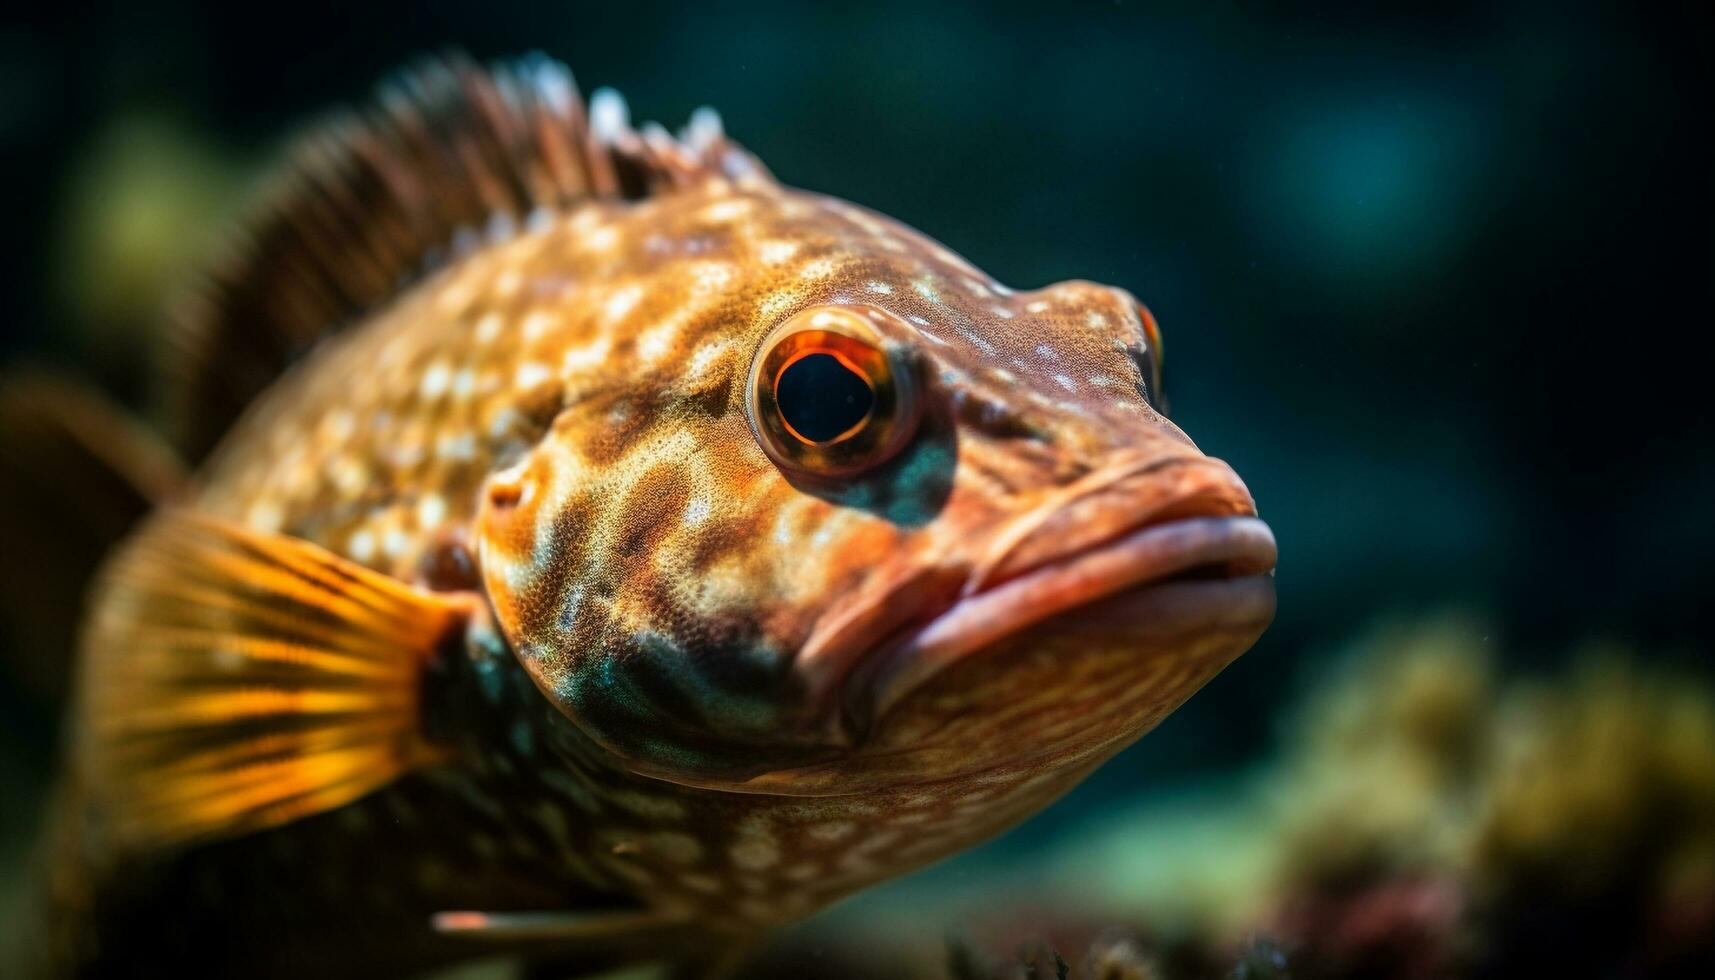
[36,53,1274,979]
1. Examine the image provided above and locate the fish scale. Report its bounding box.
[26,53,1276,978]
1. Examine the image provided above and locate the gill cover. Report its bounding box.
[475,430,847,784]
[475,300,943,786]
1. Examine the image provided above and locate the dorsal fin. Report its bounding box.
[163,51,771,461]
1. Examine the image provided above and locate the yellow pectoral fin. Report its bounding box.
[78,510,471,849]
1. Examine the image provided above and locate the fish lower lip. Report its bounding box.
[848,515,1278,724]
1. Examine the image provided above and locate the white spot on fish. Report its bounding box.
[522,311,558,341]
[348,529,375,563]
[474,312,503,344]
[757,290,798,320]
[247,502,282,533]
[451,369,477,399]
[782,863,820,883]
[701,198,751,222]
[584,224,620,253]
[685,497,711,525]
[416,494,446,529]
[866,281,893,294]
[636,322,679,364]
[799,258,838,281]
[563,337,613,373]
[332,458,366,496]
[688,339,733,377]
[515,362,553,390]
[437,280,475,313]
[807,821,855,843]
[758,240,799,265]
[690,261,736,294]
[729,836,780,871]
[603,285,643,322]
[958,328,998,354]
[420,362,451,399]
[437,433,477,461]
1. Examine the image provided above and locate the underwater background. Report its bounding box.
[1,2,1710,976]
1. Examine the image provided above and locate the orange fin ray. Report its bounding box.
[78,511,471,849]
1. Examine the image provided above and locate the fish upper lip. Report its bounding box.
[793,455,1274,739]
[962,454,1259,594]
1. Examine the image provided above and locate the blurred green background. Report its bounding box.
[1,1,1711,974]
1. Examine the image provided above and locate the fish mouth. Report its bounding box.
[838,457,1278,733]
[846,514,1277,727]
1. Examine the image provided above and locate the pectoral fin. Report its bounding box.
[79,510,473,849]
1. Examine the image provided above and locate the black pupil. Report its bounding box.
[776,352,874,442]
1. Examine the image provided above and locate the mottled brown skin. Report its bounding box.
[46,170,1273,976]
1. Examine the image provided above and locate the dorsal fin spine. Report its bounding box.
[165,51,771,461]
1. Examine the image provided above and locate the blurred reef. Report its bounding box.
[738,616,1715,980]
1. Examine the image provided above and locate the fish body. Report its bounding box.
[28,55,1276,977]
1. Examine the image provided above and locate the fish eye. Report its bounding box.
[1133,302,1167,415]
[747,306,918,478]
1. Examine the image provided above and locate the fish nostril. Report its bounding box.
[487,481,525,511]
[957,393,1051,444]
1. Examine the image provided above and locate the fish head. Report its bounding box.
[474,185,1275,797]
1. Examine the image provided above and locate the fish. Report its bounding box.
[16,52,1277,978]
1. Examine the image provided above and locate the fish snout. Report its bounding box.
[965,454,1263,596]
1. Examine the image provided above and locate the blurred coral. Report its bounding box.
[52,115,247,371]
[1261,619,1715,977]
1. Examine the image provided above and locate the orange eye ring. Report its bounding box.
[747,306,918,478]
[1133,301,1167,415]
